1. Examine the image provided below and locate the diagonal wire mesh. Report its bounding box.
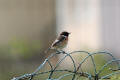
[11,50,120,80]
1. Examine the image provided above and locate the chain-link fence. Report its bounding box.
[12,50,120,80]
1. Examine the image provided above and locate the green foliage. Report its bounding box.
[0,38,42,59]
[111,75,120,80]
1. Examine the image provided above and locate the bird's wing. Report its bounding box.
[51,35,66,47]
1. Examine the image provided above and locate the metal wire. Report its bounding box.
[11,50,120,80]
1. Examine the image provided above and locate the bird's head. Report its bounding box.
[60,31,70,36]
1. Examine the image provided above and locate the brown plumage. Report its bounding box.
[51,31,70,50]
[45,31,70,54]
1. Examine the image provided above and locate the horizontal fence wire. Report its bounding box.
[11,50,120,80]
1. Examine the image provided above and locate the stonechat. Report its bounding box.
[45,31,70,53]
[51,31,70,50]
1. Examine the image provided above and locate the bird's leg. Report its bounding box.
[54,49,61,54]
[54,49,65,54]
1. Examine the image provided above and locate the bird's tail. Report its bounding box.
[44,47,51,54]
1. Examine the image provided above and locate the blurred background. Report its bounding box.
[0,0,120,79]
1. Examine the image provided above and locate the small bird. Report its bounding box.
[45,31,70,53]
[51,31,70,49]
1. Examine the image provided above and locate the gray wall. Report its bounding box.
[101,0,120,57]
[0,0,56,45]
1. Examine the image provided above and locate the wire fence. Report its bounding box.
[11,50,120,80]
